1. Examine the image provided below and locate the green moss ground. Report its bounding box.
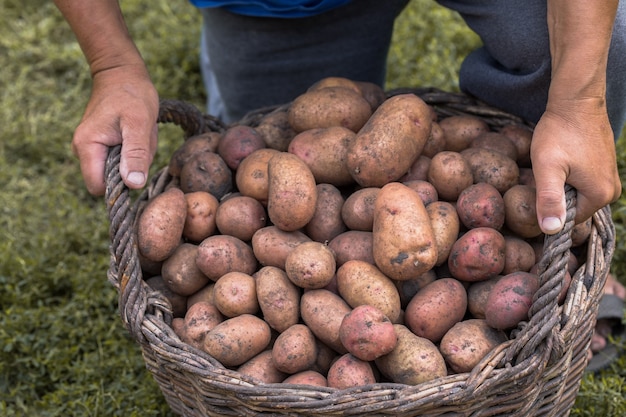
[1,0,624,415]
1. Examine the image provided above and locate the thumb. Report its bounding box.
[533,166,567,235]
[118,121,158,190]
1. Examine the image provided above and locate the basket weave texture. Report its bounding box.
[104,88,615,417]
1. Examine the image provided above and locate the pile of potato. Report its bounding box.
[137,77,592,389]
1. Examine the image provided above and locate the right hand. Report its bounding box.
[72,63,159,196]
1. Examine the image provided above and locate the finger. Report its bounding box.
[533,167,567,235]
[118,119,157,191]
[72,139,108,196]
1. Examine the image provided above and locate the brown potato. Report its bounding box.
[499,124,533,167]
[427,151,474,201]
[399,155,431,182]
[145,275,188,318]
[237,350,287,384]
[304,184,347,243]
[421,121,447,158]
[204,314,272,367]
[503,184,542,239]
[196,235,257,281]
[340,187,379,231]
[267,152,318,231]
[327,353,376,389]
[372,182,437,281]
[440,319,508,374]
[300,289,351,354]
[374,324,447,385]
[354,80,386,111]
[288,126,356,186]
[426,201,460,266]
[448,227,506,282]
[137,187,187,262]
[339,305,397,361]
[502,235,536,274]
[439,114,490,152]
[461,147,519,194]
[571,217,592,247]
[186,283,215,309]
[168,132,221,177]
[484,271,540,330]
[283,370,328,387]
[395,270,438,309]
[161,243,211,297]
[251,226,311,269]
[255,266,301,333]
[467,276,502,319]
[347,94,432,187]
[403,180,439,206]
[213,271,259,317]
[183,191,219,243]
[455,182,505,230]
[235,148,281,205]
[328,230,374,266]
[217,125,266,170]
[285,241,336,290]
[404,278,467,343]
[255,107,298,151]
[307,76,362,94]
[336,260,401,324]
[469,131,518,161]
[215,195,267,242]
[288,86,372,133]
[182,301,224,350]
[179,150,233,199]
[272,324,318,374]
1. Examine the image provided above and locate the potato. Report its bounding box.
[255,107,298,151]
[519,167,535,187]
[300,289,351,354]
[182,301,224,350]
[354,80,386,111]
[267,152,318,231]
[499,124,533,167]
[340,187,379,231]
[328,230,374,266]
[310,340,338,375]
[403,180,439,206]
[137,187,187,262]
[336,260,401,324]
[168,132,221,177]
[502,235,536,274]
[372,182,437,281]
[237,350,287,384]
[251,226,311,269]
[455,182,505,230]
[288,86,372,133]
[212,271,259,317]
[204,314,272,367]
[426,201,460,266]
[503,184,542,239]
[171,317,186,340]
[448,227,506,282]
[421,121,447,158]
[327,353,376,389]
[427,151,474,201]
[484,271,540,330]
[374,324,447,385]
[571,217,592,247]
[215,195,267,242]
[399,155,431,182]
[395,270,438,309]
[439,114,490,152]
[255,266,301,333]
[217,125,266,171]
[145,275,188,318]
[283,370,328,387]
[179,150,233,199]
[339,305,397,361]
[347,94,432,187]
[466,276,502,319]
[235,148,280,205]
[271,324,318,374]
[182,191,219,243]
[469,131,518,161]
[161,243,211,297]
[404,278,467,343]
[284,241,336,289]
[307,76,362,94]
[287,126,356,186]
[187,283,215,309]
[304,184,347,243]
[461,147,519,194]
[439,319,508,373]
[196,235,257,281]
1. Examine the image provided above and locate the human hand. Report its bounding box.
[530,101,621,234]
[71,64,159,196]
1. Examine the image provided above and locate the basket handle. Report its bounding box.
[104,99,223,343]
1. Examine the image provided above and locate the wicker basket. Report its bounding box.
[104,88,615,417]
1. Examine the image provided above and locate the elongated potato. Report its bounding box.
[300,289,351,354]
[347,94,433,187]
[426,201,460,266]
[203,314,271,367]
[267,152,318,232]
[304,183,347,243]
[372,182,437,281]
[255,266,301,333]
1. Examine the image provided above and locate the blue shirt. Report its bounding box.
[189,0,352,18]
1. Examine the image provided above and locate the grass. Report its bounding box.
[1,0,624,416]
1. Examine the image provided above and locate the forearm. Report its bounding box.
[547,0,618,110]
[53,0,146,76]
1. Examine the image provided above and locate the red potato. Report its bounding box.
[300,289,351,354]
[399,155,431,182]
[181,301,224,350]
[212,271,259,317]
[455,182,505,230]
[448,227,506,282]
[217,125,266,170]
[403,180,439,206]
[215,195,267,242]
[183,191,219,243]
[340,187,380,231]
[237,350,287,384]
[304,183,347,243]
[271,324,318,374]
[338,305,397,361]
[283,370,328,387]
[179,150,233,199]
[196,235,257,281]
[484,271,540,330]
[326,353,376,389]
[284,241,336,290]
[328,230,374,266]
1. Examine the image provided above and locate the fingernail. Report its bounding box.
[542,217,563,234]
[127,171,146,186]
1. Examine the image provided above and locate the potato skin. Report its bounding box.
[217,125,266,170]
[235,148,281,205]
[328,230,374,266]
[300,289,351,354]
[182,301,224,350]
[503,184,542,239]
[440,114,490,152]
[456,182,505,230]
[372,182,437,281]
[168,132,221,177]
[272,324,318,374]
[404,278,467,343]
[196,235,257,281]
[255,108,297,151]
[375,324,447,385]
[484,271,540,330]
[427,151,473,202]
[137,187,187,262]
[347,94,432,187]
[461,148,519,194]
[304,184,347,243]
[267,152,318,232]
[467,276,502,319]
[183,191,219,243]
[161,243,211,297]
[204,314,272,367]
[502,235,536,274]
[285,241,336,290]
[254,266,300,333]
[213,271,259,318]
[179,150,233,199]
[237,350,287,384]
[448,227,506,282]
[426,201,460,266]
[215,195,267,242]
[469,131,518,161]
[339,305,397,361]
[326,353,376,389]
[283,370,328,387]
[341,187,380,232]
[251,226,311,269]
